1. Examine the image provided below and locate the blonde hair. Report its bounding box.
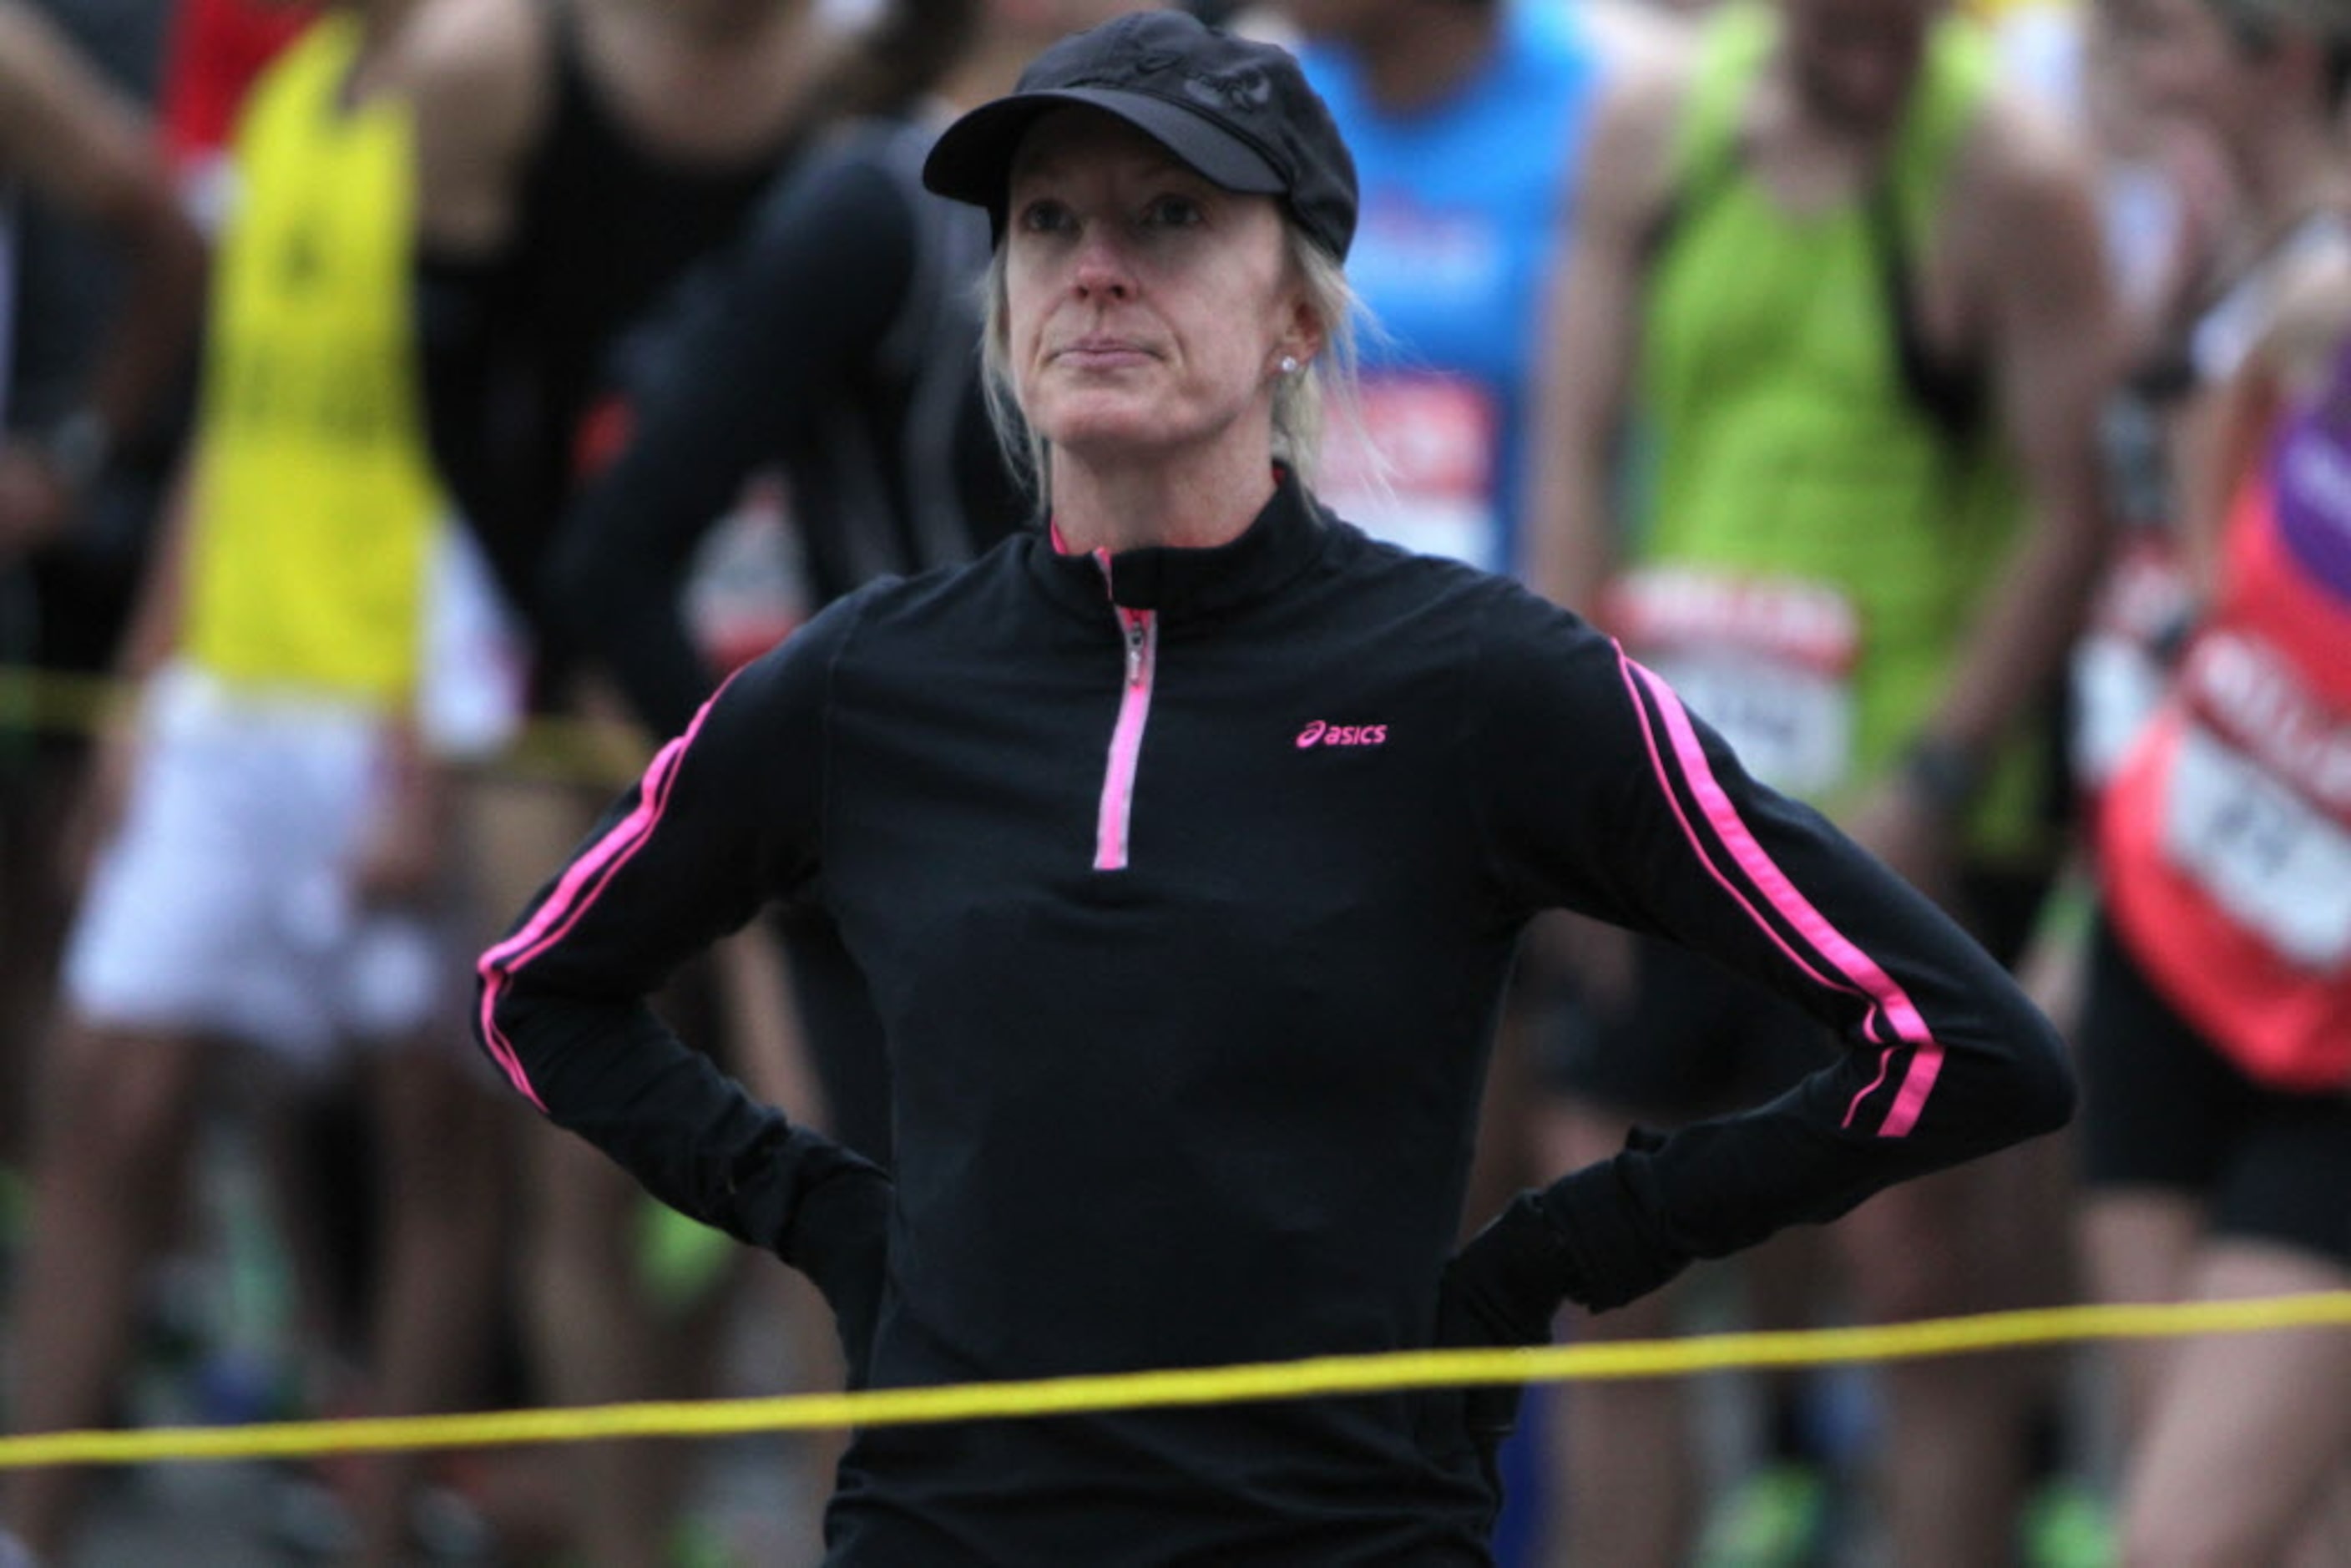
[979,220,1368,516]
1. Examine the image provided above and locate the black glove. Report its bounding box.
[1437,1191,1590,1459]
[780,1165,893,1386]
[1531,1130,1691,1313]
[1436,1136,1693,1454]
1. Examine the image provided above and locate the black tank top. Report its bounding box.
[477,0,794,625]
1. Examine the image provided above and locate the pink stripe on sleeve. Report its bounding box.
[475,698,722,1109]
[1619,654,1945,1137]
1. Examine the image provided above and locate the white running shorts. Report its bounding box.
[63,663,457,1066]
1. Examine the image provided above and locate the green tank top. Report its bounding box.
[1618,3,2044,859]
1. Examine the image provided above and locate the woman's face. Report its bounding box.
[1003,108,1314,473]
[1778,0,1940,136]
[2116,0,2258,140]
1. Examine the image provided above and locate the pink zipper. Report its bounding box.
[1095,603,1158,870]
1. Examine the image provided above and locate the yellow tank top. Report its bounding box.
[183,13,437,703]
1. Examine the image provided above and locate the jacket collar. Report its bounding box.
[1026,465,1333,624]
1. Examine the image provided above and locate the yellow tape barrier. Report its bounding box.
[3,1292,2347,1470]
[0,664,649,787]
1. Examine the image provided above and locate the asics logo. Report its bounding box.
[1296,720,1388,749]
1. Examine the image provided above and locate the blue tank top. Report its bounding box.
[1300,1,1600,578]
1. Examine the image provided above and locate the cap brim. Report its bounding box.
[923,88,1287,216]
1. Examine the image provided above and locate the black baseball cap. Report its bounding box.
[921,10,1358,262]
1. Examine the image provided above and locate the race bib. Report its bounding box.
[1610,569,1861,796]
[684,471,808,676]
[1319,376,1500,570]
[2161,722,2351,970]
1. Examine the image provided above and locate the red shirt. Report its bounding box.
[2101,418,2351,1090]
[157,0,316,176]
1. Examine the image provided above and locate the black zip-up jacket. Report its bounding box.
[477,469,2074,1565]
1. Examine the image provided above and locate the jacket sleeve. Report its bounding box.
[473,595,882,1257]
[1469,589,2075,1308]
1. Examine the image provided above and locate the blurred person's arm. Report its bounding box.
[548,147,925,738]
[1522,48,1686,621]
[109,461,194,686]
[395,0,549,539]
[2133,126,2236,372]
[1520,54,1689,991]
[2169,368,2242,599]
[2130,126,2238,598]
[0,0,205,559]
[400,0,544,259]
[2196,246,2351,552]
[351,712,457,907]
[1849,96,2117,888]
[59,461,196,884]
